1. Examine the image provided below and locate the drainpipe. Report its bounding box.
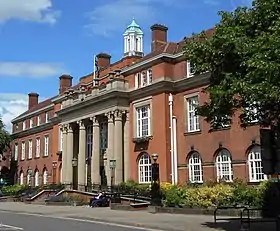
[173,116,178,184]
[169,93,175,184]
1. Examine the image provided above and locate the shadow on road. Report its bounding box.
[202,220,277,231]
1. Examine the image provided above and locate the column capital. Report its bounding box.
[90,116,99,126]
[124,111,129,122]
[77,120,86,130]
[67,124,73,133]
[114,109,124,121]
[105,111,114,123]
[62,124,68,133]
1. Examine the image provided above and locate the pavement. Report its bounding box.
[0,203,277,231]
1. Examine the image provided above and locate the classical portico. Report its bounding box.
[56,74,131,190]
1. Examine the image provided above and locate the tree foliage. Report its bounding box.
[0,117,11,154]
[184,0,280,128]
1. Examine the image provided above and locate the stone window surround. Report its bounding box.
[188,151,203,183]
[247,145,267,182]
[132,96,153,138]
[21,140,25,160]
[134,69,153,89]
[35,136,41,158]
[184,92,200,133]
[187,61,195,78]
[43,134,50,157]
[28,139,33,159]
[14,143,18,161]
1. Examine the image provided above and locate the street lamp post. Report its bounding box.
[151,153,162,206]
[109,159,116,192]
[72,157,78,189]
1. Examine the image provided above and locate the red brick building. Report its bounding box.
[11,19,265,189]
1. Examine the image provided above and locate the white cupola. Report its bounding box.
[123,18,144,57]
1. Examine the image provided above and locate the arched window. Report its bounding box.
[27,171,31,186]
[216,149,233,182]
[43,169,48,185]
[138,153,152,183]
[248,145,267,182]
[188,152,203,183]
[20,172,24,185]
[34,170,39,187]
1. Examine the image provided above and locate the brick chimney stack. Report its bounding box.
[150,24,168,52]
[59,74,73,94]
[96,53,111,69]
[28,93,39,110]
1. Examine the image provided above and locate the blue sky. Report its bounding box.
[0,0,251,131]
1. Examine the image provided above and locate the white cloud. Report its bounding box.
[85,0,186,37]
[0,0,59,25]
[0,93,28,132]
[0,62,65,78]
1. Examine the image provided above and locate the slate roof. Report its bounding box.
[12,97,56,122]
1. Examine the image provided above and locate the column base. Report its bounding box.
[78,184,86,191]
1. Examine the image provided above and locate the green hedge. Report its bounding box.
[121,179,271,209]
[1,183,65,196]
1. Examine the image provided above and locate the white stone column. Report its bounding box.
[78,120,86,190]
[91,116,101,185]
[105,112,114,186]
[66,124,74,186]
[123,112,130,182]
[114,110,123,184]
[61,125,68,184]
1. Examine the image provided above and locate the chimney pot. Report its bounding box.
[59,74,73,94]
[96,53,111,69]
[28,92,39,110]
[150,24,168,52]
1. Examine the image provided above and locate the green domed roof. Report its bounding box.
[124,19,143,35]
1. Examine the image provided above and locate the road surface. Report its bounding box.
[0,211,161,231]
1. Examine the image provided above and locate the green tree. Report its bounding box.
[0,117,11,154]
[184,0,280,129]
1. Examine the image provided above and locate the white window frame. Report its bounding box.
[21,141,25,160]
[14,143,18,161]
[27,171,31,185]
[44,135,49,157]
[45,112,49,123]
[138,154,152,183]
[216,149,233,182]
[28,139,32,159]
[43,169,48,185]
[248,146,267,182]
[135,73,140,89]
[22,121,26,130]
[147,69,152,85]
[36,137,40,158]
[20,172,24,185]
[141,71,147,87]
[187,61,195,77]
[136,105,151,138]
[188,152,203,183]
[30,118,33,128]
[34,170,39,186]
[37,116,41,126]
[186,95,200,132]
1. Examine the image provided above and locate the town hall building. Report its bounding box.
[10,19,265,190]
